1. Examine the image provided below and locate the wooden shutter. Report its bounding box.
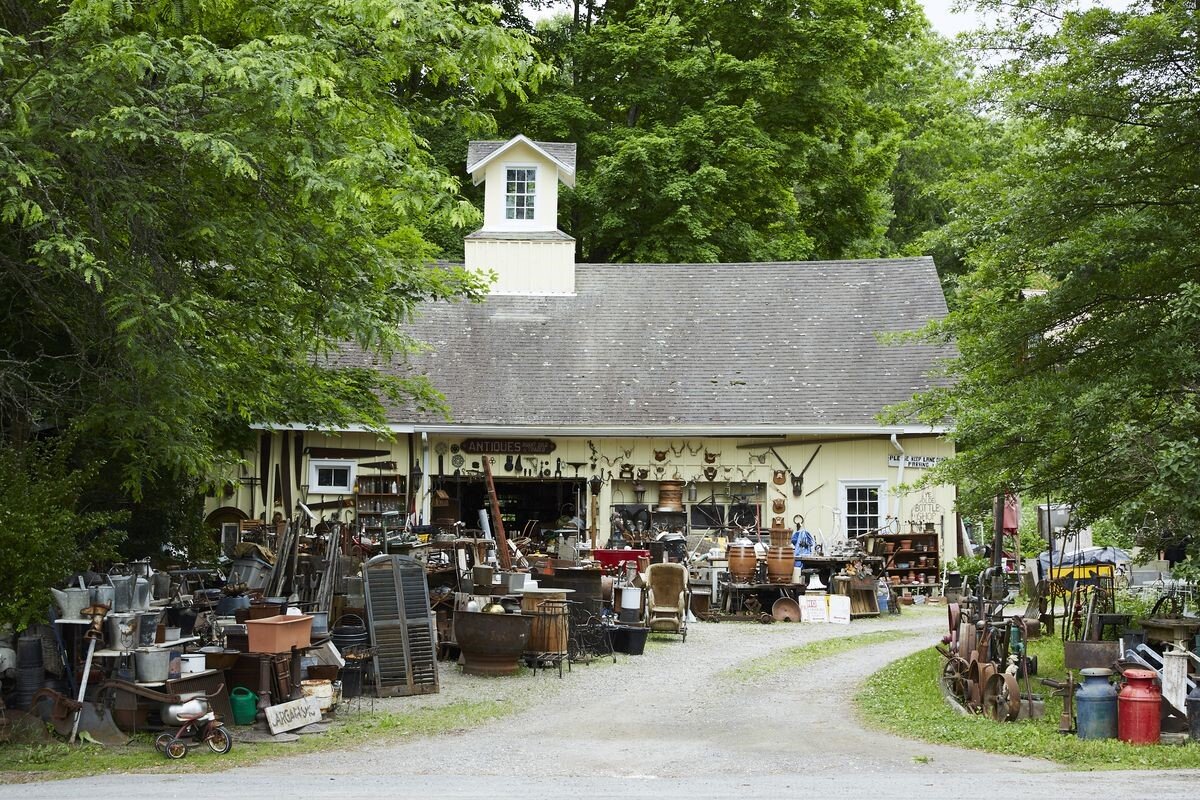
[363,554,439,697]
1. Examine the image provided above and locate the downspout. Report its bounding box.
[890,434,905,523]
[421,431,431,526]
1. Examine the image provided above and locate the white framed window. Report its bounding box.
[505,166,536,220]
[308,459,357,494]
[839,480,887,538]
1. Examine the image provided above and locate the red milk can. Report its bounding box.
[1117,668,1161,744]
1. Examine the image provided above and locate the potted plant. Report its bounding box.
[945,555,987,589]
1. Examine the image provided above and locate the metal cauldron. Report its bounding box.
[453,611,533,677]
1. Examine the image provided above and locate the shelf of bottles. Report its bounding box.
[355,474,407,530]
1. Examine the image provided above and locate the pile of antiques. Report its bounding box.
[937,518,1200,744]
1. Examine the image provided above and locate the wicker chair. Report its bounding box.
[644,562,688,641]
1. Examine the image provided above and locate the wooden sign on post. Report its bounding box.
[265,697,321,734]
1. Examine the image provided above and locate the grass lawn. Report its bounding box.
[856,635,1200,769]
[724,628,923,680]
[0,698,514,781]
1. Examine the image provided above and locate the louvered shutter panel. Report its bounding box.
[363,554,440,696]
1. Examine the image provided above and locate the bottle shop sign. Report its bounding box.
[460,438,557,456]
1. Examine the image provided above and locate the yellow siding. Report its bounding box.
[210,431,957,558]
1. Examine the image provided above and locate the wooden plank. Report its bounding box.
[265,697,321,734]
[481,456,512,571]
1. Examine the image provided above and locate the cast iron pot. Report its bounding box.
[453,612,533,677]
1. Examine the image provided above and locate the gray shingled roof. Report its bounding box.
[466,139,577,173]
[351,257,951,428]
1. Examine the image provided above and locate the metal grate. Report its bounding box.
[362,555,440,697]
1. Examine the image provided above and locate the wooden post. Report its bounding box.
[589,493,599,551]
[481,456,513,571]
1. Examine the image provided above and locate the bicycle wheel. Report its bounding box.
[165,738,189,759]
[205,725,233,754]
[154,732,174,754]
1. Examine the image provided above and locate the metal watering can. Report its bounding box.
[51,585,92,619]
[107,575,135,612]
[132,577,152,611]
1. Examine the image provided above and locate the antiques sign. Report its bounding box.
[461,438,557,455]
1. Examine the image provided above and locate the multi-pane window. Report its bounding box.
[309,459,356,494]
[844,483,883,537]
[505,167,536,220]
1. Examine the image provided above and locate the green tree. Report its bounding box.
[893,0,1200,556]
[493,0,930,263]
[0,441,123,630]
[0,0,543,494]
[878,24,1006,279]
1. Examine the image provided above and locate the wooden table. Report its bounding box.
[720,580,806,620]
[1141,617,1200,648]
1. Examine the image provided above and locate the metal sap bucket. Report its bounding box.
[108,575,135,612]
[107,613,140,651]
[134,648,170,682]
[137,610,162,646]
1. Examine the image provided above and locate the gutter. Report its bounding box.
[249,421,947,438]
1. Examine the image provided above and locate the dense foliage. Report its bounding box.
[483,0,947,263]
[893,0,1200,558]
[0,441,123,630]
[0,0,542,494]
[0,0,543,616]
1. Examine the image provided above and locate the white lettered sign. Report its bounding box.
[828,594,852,625]
[265,696,321,734]
[799,595,827,623]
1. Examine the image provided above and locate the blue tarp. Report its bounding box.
[1036,546,1131,581]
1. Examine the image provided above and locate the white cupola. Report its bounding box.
[464,135,577,295]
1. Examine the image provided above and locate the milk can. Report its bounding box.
[1075,668,1117,739]
[1186,683,1200,743]
[1117,668,1161,744]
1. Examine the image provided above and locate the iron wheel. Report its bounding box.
[205,725,232,754]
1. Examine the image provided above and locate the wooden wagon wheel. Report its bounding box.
[982,672,1022,722]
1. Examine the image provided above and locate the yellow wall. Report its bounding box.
[208,431,958,557]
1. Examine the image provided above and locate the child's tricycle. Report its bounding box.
[154,693,232,759]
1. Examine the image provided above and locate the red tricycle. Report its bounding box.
[154,693,232,759]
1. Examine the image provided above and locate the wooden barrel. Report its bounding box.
[726,544,758,582]
[521,590,569,654]
[769,524,790,548]
[766,546,794,584]
[656,480,684,512]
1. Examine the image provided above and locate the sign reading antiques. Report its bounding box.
[461,438,557,456]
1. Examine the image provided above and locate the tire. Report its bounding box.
[155,733,174,754]
[205,725,233,754]
[165,738,188,760]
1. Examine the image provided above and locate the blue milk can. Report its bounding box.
[1076,667,1118,739]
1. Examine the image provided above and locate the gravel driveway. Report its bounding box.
[6,607,1200,798]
